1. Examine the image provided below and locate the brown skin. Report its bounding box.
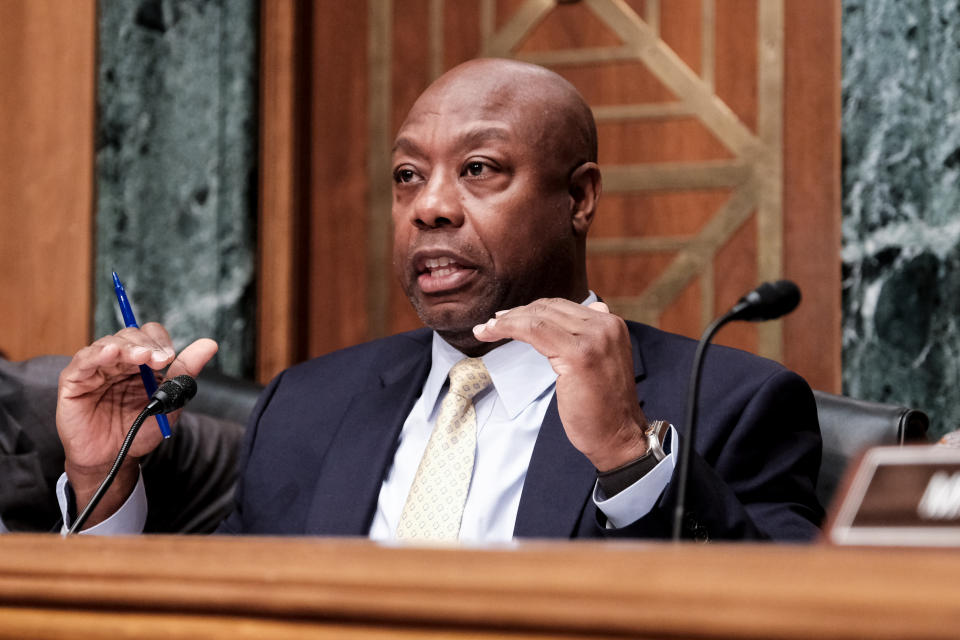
[58,59,648,529]
[391,60,593,355]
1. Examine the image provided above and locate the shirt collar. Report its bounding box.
[422,291,598,420]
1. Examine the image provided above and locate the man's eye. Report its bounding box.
[464,161,486,177]
[394,168,417,183]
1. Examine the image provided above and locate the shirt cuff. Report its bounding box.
[593,425,677,528]
[56,469,148,535]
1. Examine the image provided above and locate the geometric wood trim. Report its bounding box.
[701,0,715,92]
[602,161,751,192]
[606,177,760,324]
[592,103,694,120]
[756,0,786,360]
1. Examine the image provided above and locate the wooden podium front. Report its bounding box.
[0,534,958,639]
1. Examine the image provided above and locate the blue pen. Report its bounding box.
[112,272,172,439]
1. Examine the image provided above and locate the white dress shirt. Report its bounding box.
[58,294,676,536]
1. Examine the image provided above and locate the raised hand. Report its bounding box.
[473,299,648,471]
[57,322,218,525]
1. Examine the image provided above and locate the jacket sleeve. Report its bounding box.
[599,369,824,541]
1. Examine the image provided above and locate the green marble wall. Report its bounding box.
[94,0,258,377]
[842,0,960,438]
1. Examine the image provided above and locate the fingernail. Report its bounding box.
[473,324,486,335]
[494,310,508,317]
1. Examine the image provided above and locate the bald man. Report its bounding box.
[56,59,823,540]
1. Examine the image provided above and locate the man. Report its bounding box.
[56,59,823,540]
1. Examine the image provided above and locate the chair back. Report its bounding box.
[813,390,929,509]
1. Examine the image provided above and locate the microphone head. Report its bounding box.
[148,375,198,415]
[733,280,801,322]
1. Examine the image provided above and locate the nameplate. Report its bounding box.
[828,446,960,546]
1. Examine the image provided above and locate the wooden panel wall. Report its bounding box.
[0,1,96,361]
[258,0,841,392]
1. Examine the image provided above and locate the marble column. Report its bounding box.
[842,0,960,438]
[94,0,258,378]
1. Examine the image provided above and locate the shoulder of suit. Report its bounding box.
[278,328,433,382]
[624,319,789,375]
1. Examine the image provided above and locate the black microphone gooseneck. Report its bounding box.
[66,375,197,536]
[670,280,801,541]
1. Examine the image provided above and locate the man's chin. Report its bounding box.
[418,308,487,336]
[410,292,494,328]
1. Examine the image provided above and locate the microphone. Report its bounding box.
[671,280,801,541]
[727,280,801,322]
[66,375,198,535]
[145,375,198,415]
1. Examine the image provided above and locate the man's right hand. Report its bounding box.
[56,322,218,528]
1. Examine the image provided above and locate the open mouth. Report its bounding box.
[423,256,460,278]
[416,255,477,294]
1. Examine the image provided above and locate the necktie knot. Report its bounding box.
[447,357,492,401]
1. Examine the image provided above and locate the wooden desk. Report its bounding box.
[0,534,957,639]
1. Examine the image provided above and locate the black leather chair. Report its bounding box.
[192,369,263,426]
[813,390,929,510]
[136,370,263,533]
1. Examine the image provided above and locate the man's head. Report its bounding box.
[391,58,601,355]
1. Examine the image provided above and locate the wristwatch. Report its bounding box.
[596,419,671,497]
[644,419,668,462]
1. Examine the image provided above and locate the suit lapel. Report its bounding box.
[513,328,647,538]
[305,344,431,536]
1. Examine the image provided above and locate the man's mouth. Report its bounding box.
[416,255,477,295]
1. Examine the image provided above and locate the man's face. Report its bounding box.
[391,80,579,348]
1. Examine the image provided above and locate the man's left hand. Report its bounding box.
[473,298,649,471]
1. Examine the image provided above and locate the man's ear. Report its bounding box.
[568,162,601,237]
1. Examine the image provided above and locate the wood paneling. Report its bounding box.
[257,0,841,392]
[782,0,842,393]
[1,535,959,639]
[258,0,305,383]
[0,1,96,361]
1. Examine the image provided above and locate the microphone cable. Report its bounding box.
[671,281,801,540]
[65,375,197,536]
[66,406,154,535]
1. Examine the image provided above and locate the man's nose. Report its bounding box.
[411,172,464,229]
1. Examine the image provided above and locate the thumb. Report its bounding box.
[588,301,610,313]
[166,338,219,380]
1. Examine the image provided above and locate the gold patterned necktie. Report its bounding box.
[396,357,492,541]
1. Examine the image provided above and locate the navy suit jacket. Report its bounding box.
[219,322,823,541]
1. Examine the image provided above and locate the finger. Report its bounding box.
[475,298,601,345]
[588,301,609,313]
[487,298,593,329]
[140,322,176,354]
[473,301,587,355]
[116,325,177,367]
[166,338,219,380]
[60,339,144,390]
[59,327,179,393]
